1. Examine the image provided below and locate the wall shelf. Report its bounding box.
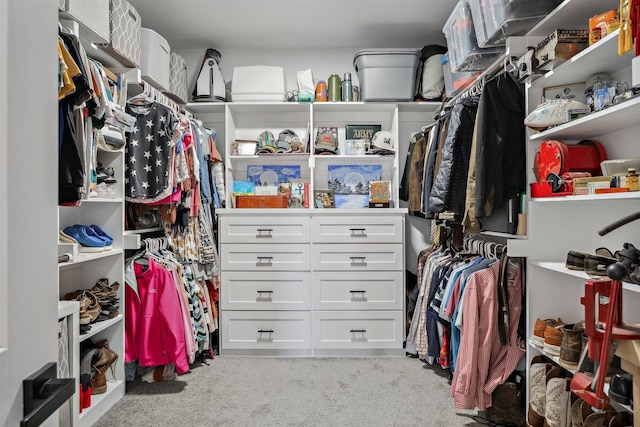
[79,315,123,343]
[529,96,640,142]
[532,261,640,293]
[58,249,123,270]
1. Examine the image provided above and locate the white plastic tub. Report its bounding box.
[231,66,286,102]
[353,48,420,102]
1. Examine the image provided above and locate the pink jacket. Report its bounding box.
[126,257,189,374]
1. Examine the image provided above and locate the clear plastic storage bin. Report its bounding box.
[442,53,481,98]
[443,0,503,72]
[468,0,563,47]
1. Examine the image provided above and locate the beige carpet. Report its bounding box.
[94,356,487,427]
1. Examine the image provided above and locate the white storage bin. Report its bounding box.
[166,52,188,104]
[59,0,110,44]
[468,0,563,47]
[443,0,503,72]
[231,66,286,102]
[353,49,420,102]
[98,0,142,68]
[140,28,171,92]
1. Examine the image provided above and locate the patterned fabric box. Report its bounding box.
[167,52,188,104]
[99,0,142,67]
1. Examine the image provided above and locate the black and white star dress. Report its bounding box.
[124,101,177,202]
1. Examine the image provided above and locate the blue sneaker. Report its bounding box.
[88,224,114,250]
[76,224,112,251]
[63,225,105,253]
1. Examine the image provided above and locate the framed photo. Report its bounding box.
[314,190,335,208]
[543,83,587,104]
[232,140,258,156]
[327,164,383,195]
[246,165,301,186]
[369,180,391,202]
[334,194,370,209]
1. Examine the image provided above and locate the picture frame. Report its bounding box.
[369,180,392,202]
[233,140,258,156]
[314,190,335,208]
[327,164,383,195]
[543,83,587,104]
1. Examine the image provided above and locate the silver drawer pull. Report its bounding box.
[256,256,273,265]
[350,329,366,333]
[256,228,273,237]
[350,256,367,265]
[258,329,274,334]
[349,290,366,294]
[257,290,274,294]
[349,228,366,237]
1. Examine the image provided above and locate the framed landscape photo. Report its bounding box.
[314,190,335,208]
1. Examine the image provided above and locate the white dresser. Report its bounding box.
[218,210,405,356]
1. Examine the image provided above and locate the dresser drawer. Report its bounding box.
[311,243,403,271]
[312,271,403,310]
[221,271,310,310]
[312,311,403,349]
[221,311,311,350]
[311,216,403,243]
[221,243,310,271]
[220,216,310,244]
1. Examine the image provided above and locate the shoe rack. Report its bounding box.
[521,0,640,422]
[58,149,126,425]
[57,19,130,427]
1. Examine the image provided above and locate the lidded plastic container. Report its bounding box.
[442,0,503,72]
[353,48,420,101]
[441,53,481,98]
[468,0,563,47]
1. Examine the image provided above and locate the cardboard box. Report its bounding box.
[572,176,612,195]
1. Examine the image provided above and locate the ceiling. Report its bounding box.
[128,0,457,49]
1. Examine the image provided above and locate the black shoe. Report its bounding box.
[609,373,633,406]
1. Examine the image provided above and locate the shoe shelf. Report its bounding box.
[58,249,123,270]
[529,96,640,142]
[532,262,640,294]
[529,340,634,414]
[79,315,123,343]
[528,340,577,374]
[78,380,125,426]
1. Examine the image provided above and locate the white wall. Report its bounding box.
[1,0,59,425]
[0,0,8,420]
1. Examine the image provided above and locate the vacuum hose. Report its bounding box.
[598,211,640,236]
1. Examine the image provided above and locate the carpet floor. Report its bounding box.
[94,356,487,427]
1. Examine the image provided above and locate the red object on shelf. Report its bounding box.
[571,278,640,409]
[534,139,607,183]
[530,181,572,197]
